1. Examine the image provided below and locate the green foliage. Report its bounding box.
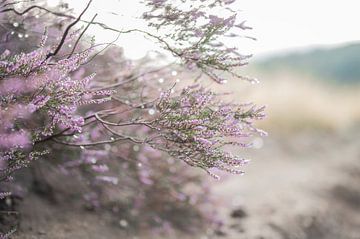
[254,43,360,84]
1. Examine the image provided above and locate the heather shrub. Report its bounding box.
[0,0,265,237]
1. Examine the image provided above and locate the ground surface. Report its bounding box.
[215,129,360,239]
[13,129,360,239]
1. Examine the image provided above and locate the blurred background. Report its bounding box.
[216,44,360,238]
[215,1,360,238]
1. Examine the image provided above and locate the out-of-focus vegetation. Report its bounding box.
[253,43,360,84]
[226,43,360,133]
[216,44,360,239]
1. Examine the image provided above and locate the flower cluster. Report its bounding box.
[143,0,256,83]
[0,34,112,183]
[152,85,266,179]
[74,141,219,235]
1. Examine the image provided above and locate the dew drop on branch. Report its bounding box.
[133,145,140,152]
[119,219,128,228]
[148,108,156,115]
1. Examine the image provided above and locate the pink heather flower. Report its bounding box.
[29,95,51,112]
[152,85,266,178]
[96,176,119,185]
[0,77,31,95]
[194,137,213,148]
[91,164,109,173]
[72,116,85,133]
[139,173,154,185]
[0,192,11,199]
[0,49,11,59]
[190,10,206,20]
[0,131,31,149]
[209,15,223,25]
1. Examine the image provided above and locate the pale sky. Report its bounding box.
[238,0,360,56]
[50,0,360,59]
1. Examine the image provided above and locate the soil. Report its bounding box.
[10,129,360,239]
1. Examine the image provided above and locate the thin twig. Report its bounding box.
[68,13,97,59]
[97,62,174,90]
[46,0,93,60]
[81,32,121,65]
[0,4,73,18]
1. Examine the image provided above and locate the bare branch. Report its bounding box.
[95,113,157,129]
[67,13,97,59]
[0,4,73,18]
[46,0,93,60]
[97,62,175,90]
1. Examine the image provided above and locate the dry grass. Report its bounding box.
[225,70,360,133]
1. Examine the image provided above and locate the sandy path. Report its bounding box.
[13,129,360,239]
[213,130,360,239]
